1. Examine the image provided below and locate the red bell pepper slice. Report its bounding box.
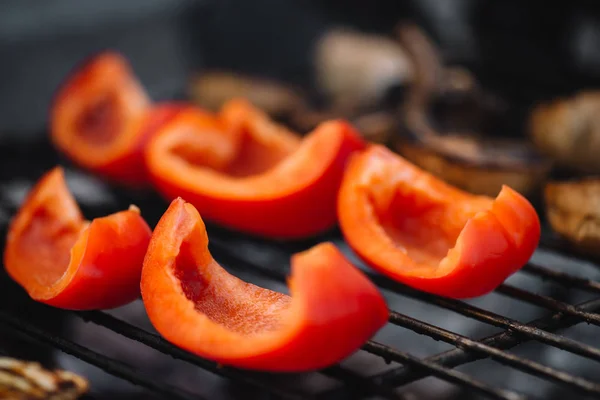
[338,145,541,298]
[145,99,366,238]
[50,51,180,186]
[3,167,152,309]
[141,198,388,371]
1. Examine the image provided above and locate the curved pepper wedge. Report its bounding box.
[50,51,179,186]
[338,146,541,298]
[3,167,152,309]
[141,198,388,371]
[145,99,366,238]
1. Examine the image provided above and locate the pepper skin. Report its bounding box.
[145,99,366,238]
[338,145,541,298]
[141,198,388,371]
[50,51,179,187]
[3,167,152,310]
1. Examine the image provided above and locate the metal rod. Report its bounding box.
[352,342,525,400]
[0,310,196,400]
[374,297,600,388]
[496,284,600,326]
[365,276,600,362]
[359,342,525,400]
[523,262,600,293]
[387,311,600,395]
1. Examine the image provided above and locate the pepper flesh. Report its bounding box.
[50,51,179,186]
[145,99,366,238]
[3,167,152,309]
[338,145,541,298]
[141,198,389,371]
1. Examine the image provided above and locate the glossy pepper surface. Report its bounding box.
[4,167,152,309]
[338,145,541,298]
[50,51,179,186]
[145,99,366,238]
[141,198,389,371]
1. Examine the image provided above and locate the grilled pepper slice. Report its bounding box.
[3,167,152,309]
[50,51,178,186]
[145,99,366,238]
[141,198,388,371]
[338,146,540,298]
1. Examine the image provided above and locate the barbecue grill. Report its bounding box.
[2,138,600,400]
[2,2,600,400]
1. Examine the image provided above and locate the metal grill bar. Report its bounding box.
[350,342,525,400]
[356,341,527,399]
[0,310,196,400]
[523,263,600,293]
[496,285,600,325]
[387,312,600,395]
[363,275,600,362]
[75,311,308,400]
[373,298,600,388]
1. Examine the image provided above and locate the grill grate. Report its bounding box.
[2,152,600,400]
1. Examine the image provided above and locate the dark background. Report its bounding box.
[1,0,600,137]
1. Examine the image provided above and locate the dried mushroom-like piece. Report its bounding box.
[529,91,600,174]
[394,23,550,198]
[545,179,600,258]
[398,134,550,198]
[0,357,88,400]
[314,27,413,117]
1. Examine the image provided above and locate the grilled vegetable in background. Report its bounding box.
[0,357,88,400]
[394,23,550,198]
[3,167,152,310]
[145,99,365,239]
[189,71,307,121]
[313,27,413,118]
[50,51,180,187]
[291,27,414,143]
[141,198,389,371]
[545,179,600,259]
[338,146,541,299]
[529,91,600,174]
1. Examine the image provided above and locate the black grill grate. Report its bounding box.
[1,145,600,400]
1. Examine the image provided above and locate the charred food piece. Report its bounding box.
[545,179,600,259]
[0,357,88,400]
[396,133,551,197]
[529,91,600,174]
[394,23,550,198]
[289,27,414,142]
[189,71,307,121]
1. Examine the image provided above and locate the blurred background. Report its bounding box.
[2,0,600,135]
